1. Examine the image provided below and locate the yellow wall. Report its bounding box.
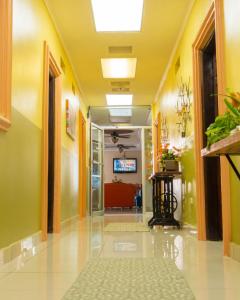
[153,0,240,244]
[223,0,240,245]
[12,0,87,147]
[154,0,212,226]
[0,0,88,249]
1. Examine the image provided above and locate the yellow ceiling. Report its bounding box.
[45,0,193,106]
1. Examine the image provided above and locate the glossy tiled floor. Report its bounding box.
[0,214,240,300]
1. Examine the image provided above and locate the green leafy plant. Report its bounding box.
[161,148,179,162]
[205,92,240,148]
[161,150,177,161]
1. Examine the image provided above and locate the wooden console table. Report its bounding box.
[201,131,240,180]
[148,172,182,229]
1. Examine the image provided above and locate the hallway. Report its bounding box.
[1,0,240,298]
[0,216,240,300]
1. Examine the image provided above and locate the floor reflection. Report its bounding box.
[90,216,104,257]
[0,214,240,300]
[152,231,181,262]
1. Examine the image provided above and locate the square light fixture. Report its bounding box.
[109,108,132,117]
[110,116,131,124]
[101,58,137,78]
[91,0,144,32]
[106,94,133,106]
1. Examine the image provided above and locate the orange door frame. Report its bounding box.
[193,1,231,256]
[41,42,62,241]
[0,0,12,131]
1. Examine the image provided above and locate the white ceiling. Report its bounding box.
[90,105,151,126]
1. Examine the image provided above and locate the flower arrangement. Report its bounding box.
[161,149,177,161]
[158,144,181,172]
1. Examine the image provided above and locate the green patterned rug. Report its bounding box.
[104,222,150,232]
[63,258,195,300]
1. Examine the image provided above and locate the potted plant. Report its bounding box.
[159,145,180,172]
[205,91,240,148]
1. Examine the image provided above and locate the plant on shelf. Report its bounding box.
[205,91,240,149]
[161,149,177,161]
[158,144,180,172]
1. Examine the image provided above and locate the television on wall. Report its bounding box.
[113,158,137,174]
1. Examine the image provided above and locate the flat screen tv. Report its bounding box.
[113,158,137,173]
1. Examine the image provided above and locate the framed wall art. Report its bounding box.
[66,99,76,140]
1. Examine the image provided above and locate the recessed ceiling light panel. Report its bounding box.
[110,116,131,124]
[106,94,133,106]
[109,108,132,117]
[91,0,144,32]
[101,58,137,78]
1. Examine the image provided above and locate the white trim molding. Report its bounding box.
[0,231,42,266]
[230,242,240,263]
[0,215,80,266]
[61,215,79,231]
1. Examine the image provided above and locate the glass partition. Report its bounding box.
[142,128,153,212]
[91,124,104,215]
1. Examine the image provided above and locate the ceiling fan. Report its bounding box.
[105,144,136,153]
[104,129,133,144]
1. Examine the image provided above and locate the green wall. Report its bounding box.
[230,164,240,244]
[181,148,197,225]
[223,0,240,245]
[0,109,41,249]
[0,110,80,249]
[61,148,79,221]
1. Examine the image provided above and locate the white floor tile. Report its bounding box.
[0,215,239,300]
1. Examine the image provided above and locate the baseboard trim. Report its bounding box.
[0,215,80,266]
[61,215,79,230]
[144,212,153,218]
[0,231,42,265]
[183,223,197,230]
[143,212,153,224]
[230,242,240,263]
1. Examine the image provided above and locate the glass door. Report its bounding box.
[142,127,153,213]
[90,123,104,215]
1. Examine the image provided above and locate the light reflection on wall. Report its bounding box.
[67,96,80,194]
[73,154,79,195]
[13,0,38,40]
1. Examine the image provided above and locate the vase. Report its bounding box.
[164,160,179,172]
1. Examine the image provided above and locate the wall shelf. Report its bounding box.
[201,131,240,157]
[201,131,240,180]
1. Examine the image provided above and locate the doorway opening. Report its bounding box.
[193,2,231,254]
[104,129,143,215]
[47,71,55,233]
[89,106,153,217]
[41,42,62,241]
[201,33,222,241]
